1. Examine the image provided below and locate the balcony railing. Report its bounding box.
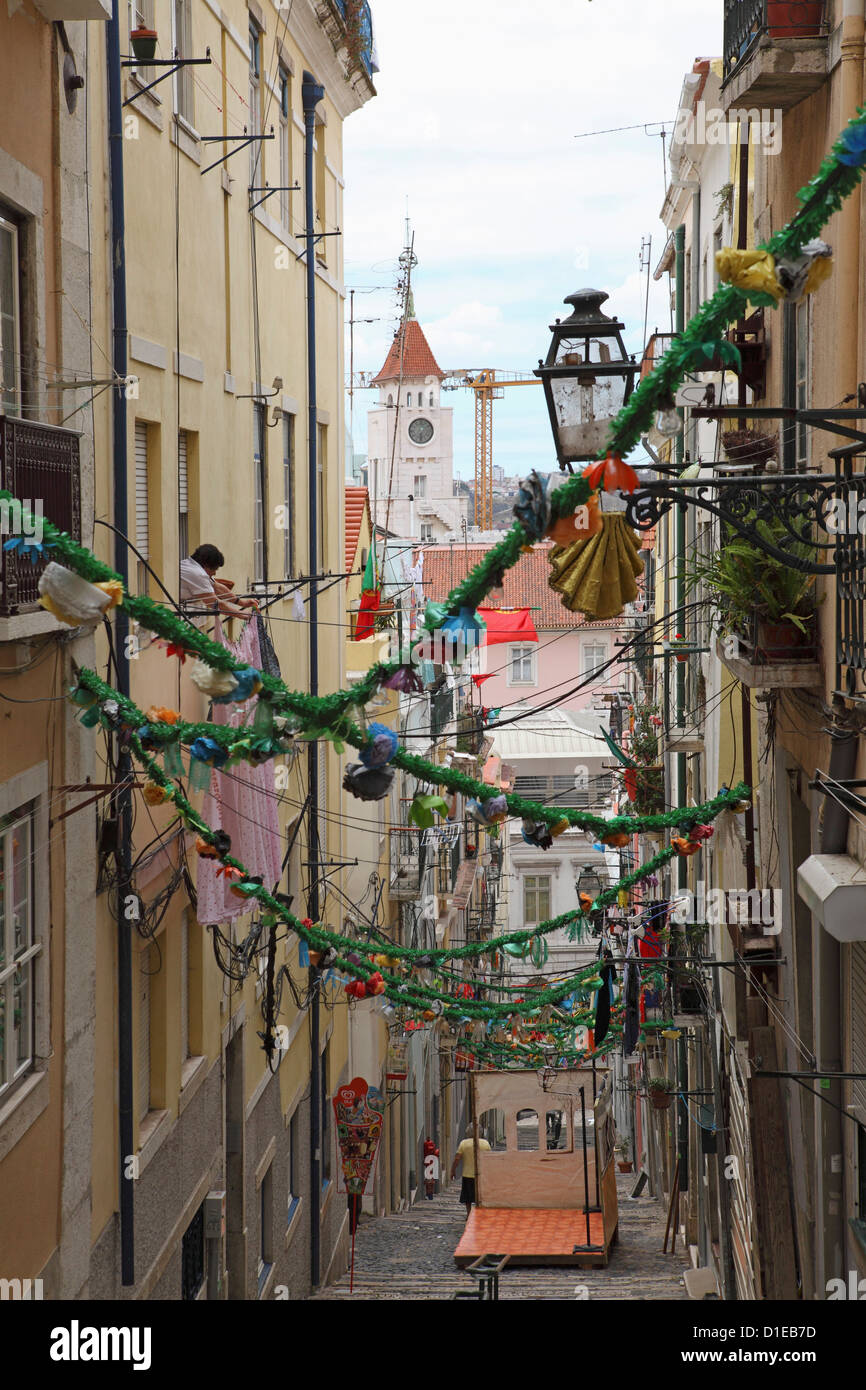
[0,415,81,618]
[723,0,827,89]
[430,683,453,741]
[319,1,376,79]
[389,826,424,900]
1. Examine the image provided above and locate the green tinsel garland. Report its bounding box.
[73,665,750,836]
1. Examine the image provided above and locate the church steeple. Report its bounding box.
[370,314,444,384]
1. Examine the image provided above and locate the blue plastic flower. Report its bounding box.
[837,122,866,167]
[513,469,550,539]
[212,665,262,704]
[189,736,228,768]
[3,536,45,563]
[440,606,486,650]
[358,721,399,768]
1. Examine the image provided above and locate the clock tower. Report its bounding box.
[366,308,468,541]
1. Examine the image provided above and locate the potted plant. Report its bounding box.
[648,1076,674,1111]
[684,515,817,662]
[617,1140,633,1173]
[622,704,665,814]
[721,428,778,473]
[130,26,158,62]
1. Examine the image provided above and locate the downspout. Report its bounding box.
[107,0,135,1287]
[673,224,689,1206]
[302,68,325,1290]
[837,1,865,405]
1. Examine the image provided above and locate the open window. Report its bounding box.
[515,1108,539,1151]
[478,1107,506,1152]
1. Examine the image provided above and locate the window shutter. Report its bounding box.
[138,950,151,1121]
[135,421,149,560]
[180,909,189,1062]
[853,943,866,1116]
[178,429,188,515]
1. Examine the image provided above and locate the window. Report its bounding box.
[278,68,291,230]
[172,0,194,124]
[420,523,433,543]
[508,644,535,686]
[428,391,434,408]
[523,874,551,926]
[258,1162,273,1293]
[134,420,150,596]
[795,298,809,465]
[249,21,261,188]
[321,1043,331,1190]
[581,641,606,677]
[253,403,267,584]
[314,116,326,259]
[282,413,295,576]
[387,394,393,408]
[138,944,151,1123]
[407,392,412,408]
[180,909,190,1063]
[0,214,20,415]
[288,1108,300,1225]
[178,429,189,562]
[0,804,39,1096]
[413,474,426,499]
[181,1203,205,1300]
[317,423,326,566]
[516,1108,540,1151]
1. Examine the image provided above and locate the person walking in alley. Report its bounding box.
[450,1121,490,1219]
[423,1139,440,1199]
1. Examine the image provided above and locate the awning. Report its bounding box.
[797,854,866,942]
[477,607,538,646]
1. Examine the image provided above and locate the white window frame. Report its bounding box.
[419,522,433,543]
[0,213,21,415]
[581,641,607,677]
[283,412,295,577]
[795,297,810,466]
[507,643,536,686]
[0,765,48,1119]
[253,403,266,584]
[523,874,551,926]
[171,0,194,126]
[278,67,291,232]
[249,20,262,189]
[413,473,426,499]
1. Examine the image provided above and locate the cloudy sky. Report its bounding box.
[342,0,721,479]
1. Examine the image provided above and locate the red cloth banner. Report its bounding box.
[477,607,538,646]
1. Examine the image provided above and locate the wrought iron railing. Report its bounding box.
[723,0,827,82]
[389,826,423,899]
[0,415,81,618]
[430,683,453,741]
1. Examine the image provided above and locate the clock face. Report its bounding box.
[408,416,434,445]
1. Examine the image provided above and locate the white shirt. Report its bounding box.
[179,557,215,602]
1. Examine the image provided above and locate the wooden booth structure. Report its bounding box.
[454,1067,619,1268]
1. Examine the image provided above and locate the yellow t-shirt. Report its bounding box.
[457,1136,490,1178]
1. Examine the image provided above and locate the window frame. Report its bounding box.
[0,213,21,416]
[507,643,536,687]
[288,1106,301,1227]
[253,402,267,585]
[0,803,39,1096]
[249,20,262,188]
[171,0,195,126]
[581,641,607,677]
[0,766,49,1126]
[277,66,292,232]
[523,873,551,926]
[282,412,295,577]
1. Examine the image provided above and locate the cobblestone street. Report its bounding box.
[312,1173,689,1300]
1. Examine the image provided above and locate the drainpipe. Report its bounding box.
[837,1,865,403]
[302,68,325,1290]
[673,224,689,1208]
[107,0,135,1288]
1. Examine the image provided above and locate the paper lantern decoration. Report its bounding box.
[38,562,122,627]
[342,762,395,801]
[359,722,399,768]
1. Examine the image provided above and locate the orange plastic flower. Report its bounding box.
[146,705,180,725]
[601,830,630,848]
[582,452,639,495]
[672,835,701,857]
[546,492,603,546]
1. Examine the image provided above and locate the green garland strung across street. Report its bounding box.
[127,734,683,1020]
[72,665,750,836]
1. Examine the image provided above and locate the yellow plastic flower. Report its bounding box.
[803,253,833,296]
[715,247,784,302]
[142,780,168,806]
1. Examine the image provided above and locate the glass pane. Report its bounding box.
[545,1110,568,1150]
[0,984,5,1086]
[12,817,30,957]
[478,1107,507,1151]
[14,966,29,1070]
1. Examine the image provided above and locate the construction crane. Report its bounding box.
[347,366,541,530]
[441,369,542,529]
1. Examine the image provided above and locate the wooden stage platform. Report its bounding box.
[454,1207,616,1268]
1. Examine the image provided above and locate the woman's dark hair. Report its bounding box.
[191,544,225,570]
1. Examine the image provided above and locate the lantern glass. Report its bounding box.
[536,290,637,466]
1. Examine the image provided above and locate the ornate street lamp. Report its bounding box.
[534,290,638,468]
[536,285,866,578]
[576,864,604,902]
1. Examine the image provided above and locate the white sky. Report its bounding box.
[342,0,721,479]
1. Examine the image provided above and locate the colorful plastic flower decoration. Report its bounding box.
[37,562,122,627]
[342,762,395,801]
[382,665,423,694]
[216,864,244,885]
[671,835,701,857]
[836,119,866,167]
[359,721,399,768]
[142,780,168,806]
[686,823,714,842]
[408,793,450,829]
[715,246,784,304]
[546,492,603,547]
[583,452,639,495]
[190,659,238,701]
[521,818,553,850]
[775,238,833,301]
[439,606,486,650]
[550,817,571,837]
[513,469,550,540]
[195,830,231,859]
[213,666,261,704]
[146,705,180,725]
[601,830,630,848]
[3,535,45,563]
[189,736,229,768]
[164,642,189,664]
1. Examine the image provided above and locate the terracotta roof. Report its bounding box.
[371,318,445,384]
[418,543,631,630]
[345,485,371,574]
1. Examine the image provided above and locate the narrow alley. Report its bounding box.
[313,1173,688,1300]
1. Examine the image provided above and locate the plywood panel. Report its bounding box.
[478,1150,596,1209]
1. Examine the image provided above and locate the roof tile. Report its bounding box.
[372,318,445,384]
[345,485,371,574]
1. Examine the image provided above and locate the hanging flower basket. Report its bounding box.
[721,428,778,472]
[649,1078,674,1110]
[632,765,665,816]
[130,27,158,62]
